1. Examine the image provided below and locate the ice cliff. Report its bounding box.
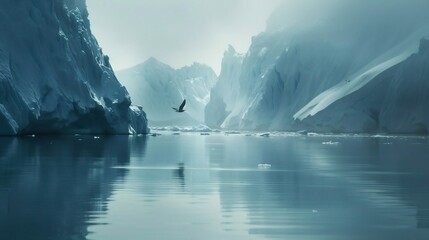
[0,0,148,135]
[117,58,217,126]
[297,39,429,134]
[205,45,244,128]
[206,0,429,134]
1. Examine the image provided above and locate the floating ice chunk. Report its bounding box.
[150,127,165,131]
[312,209,318,213]
[322,141,339,145]
[187,124,213,132]
[93,136,100,139]
[307,133,319,136]
[153,125,214,133]
[297,130,309,136]
[225,131,241,135]
[258,163,271,169]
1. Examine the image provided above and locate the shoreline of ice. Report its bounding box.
[147,125,429,139]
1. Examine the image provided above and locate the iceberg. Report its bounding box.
[150,124,214,133]
[0,0,148,135]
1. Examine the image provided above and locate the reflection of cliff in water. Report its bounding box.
[210,136,429,238]
[0,136,147,240]
[369,138,429,229]
[310,137,429,230]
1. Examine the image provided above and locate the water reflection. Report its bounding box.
[1,134,429,240]
[210,136,429,239]
[0,135,147,240]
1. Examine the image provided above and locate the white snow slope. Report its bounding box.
[298,39,429,134]
[0,0,148,135]
[117,58,217,126]
[206,0,429,134]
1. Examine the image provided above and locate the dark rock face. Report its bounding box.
[0,0,148,135]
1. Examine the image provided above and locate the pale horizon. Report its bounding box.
[86,0,281,74]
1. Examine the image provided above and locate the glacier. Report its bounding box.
[0,0,148,135]
[117,58,217,126]
[205,45,244,128]
[298,39,429,134]
[205,0,429,134]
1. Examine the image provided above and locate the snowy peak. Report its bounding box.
[141,57,172,69]
[177,62,217,84]
[125,57,174,78]
[226,44,236,53]
[205,45,244,128]
[117,59,217,126]
[224,45,241,58]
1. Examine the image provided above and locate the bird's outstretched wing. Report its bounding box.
[179,99,186,111]
[172,107,178,111]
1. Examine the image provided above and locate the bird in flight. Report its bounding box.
[172,99,186,112]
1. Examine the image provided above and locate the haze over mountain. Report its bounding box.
[86,0,280,74]
[2,0,428,135]
[206,0,429,134]
[117,58,217,126]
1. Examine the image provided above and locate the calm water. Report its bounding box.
[1,133,429,240]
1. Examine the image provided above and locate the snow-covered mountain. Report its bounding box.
[117,58,217,126]
[205,45,244,128]
[0,0,148,135]
[206,0,429,134]
[297,39,429,134]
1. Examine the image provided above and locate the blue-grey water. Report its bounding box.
[1,133,429,240]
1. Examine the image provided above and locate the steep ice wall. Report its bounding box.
[205,45,243,128]
[0,0,148,135]
[206,0,429,133]
[117,58,217,126]
[298,39,429,134]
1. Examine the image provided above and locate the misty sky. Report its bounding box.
[86,0,280,74]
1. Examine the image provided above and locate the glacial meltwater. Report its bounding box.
[1,133,429,240]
